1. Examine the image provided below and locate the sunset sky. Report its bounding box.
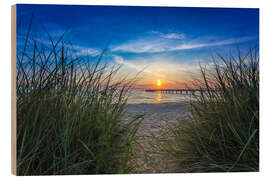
[17,4,259,89]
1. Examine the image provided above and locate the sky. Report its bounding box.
[16,4,259,89]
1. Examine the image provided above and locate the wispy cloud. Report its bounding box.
[113,55,152,74]
[71,45,101,56]
[17,34,101,58]
[151,31,186,40]
[171,36,256,51]
[162,33,186,39]
[112,55,207,86]
[111,39,167,53]
[111,36,256,53]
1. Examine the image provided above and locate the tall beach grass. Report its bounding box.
[158,47,259,172]
[16,31,142,175]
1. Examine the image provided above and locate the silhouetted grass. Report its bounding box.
[159,47,259,172]
[16,32,142,175]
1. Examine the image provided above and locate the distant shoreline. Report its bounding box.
[126,101,190,105]
[126,90,193,104]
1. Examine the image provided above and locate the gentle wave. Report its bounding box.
[127,90,195,104]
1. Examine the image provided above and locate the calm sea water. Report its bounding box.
[127,90,195,104]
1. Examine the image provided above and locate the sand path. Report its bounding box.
[125,102,190,173]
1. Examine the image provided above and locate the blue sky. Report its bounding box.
[17,4,259,89]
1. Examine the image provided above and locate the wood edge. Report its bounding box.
[11,4,17,176]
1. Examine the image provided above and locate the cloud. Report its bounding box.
[151,31,186,40]
[17,33,102,57]
[113,55,199,74]
[113,55,151,73]
[162,33,186,39]
[171,36,256,51]
[71,45,101,56]
[111,39,167,53]
[111,55,207,86]
[110,36,255,53]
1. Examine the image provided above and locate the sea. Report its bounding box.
[126,90,196,104]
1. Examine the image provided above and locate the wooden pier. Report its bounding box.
[145,89,203,94]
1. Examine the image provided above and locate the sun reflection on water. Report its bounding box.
[155,91,162,103]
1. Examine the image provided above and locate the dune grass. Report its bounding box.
[158,47,259,172]
[16,32,143,175]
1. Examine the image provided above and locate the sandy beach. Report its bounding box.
[124,101,191,173]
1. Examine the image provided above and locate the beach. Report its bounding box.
[14,4,259,175]
[124,101,191,173]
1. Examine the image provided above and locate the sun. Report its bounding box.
[156,80,162,87]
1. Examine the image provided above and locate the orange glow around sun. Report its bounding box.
[156,80,162,87]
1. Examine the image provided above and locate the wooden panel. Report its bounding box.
[11,4,16,175]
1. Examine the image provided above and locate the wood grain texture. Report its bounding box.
[11,4,16,175]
